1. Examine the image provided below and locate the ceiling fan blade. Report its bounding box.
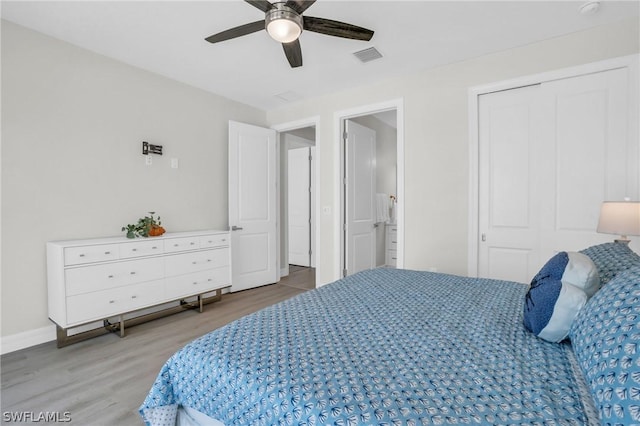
[245,0,273,13]
[285,0,316,14]
[205,20,265,44]
[303,16,374,41]
[282,39,303,68]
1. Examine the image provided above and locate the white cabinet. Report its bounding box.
[47,230,230,345]
[385,224,398,267]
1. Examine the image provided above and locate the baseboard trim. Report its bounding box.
[1,325,56,355]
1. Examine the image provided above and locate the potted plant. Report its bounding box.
[122,212,166,238]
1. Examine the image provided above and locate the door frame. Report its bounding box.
[271,116,321,282]
[334,98,405,279]
[467,54,639,277]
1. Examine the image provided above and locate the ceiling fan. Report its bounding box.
[204,0,374,68]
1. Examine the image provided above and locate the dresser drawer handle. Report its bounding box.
[207,259,212,262]
[192,261,197,265]
[173,244,179,247]
[109,300,115,304]
[222,239,226,242]
[130,271,136,275]
[132,248,137,252]
[152,246,158,249]
[108,275,114,279]
[131,295,137,299]
[207,278,213,282]
[190,242,195,246]
[193,282,198,285]
[105,251,111,255]
[79,254,85,257]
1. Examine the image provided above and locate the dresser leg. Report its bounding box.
[119,315,125,338]
[56,325,68,348]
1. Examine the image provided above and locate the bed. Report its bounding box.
[140,242,640,426]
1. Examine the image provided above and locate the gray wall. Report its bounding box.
[1,21,265,337]
[2,17,639,341]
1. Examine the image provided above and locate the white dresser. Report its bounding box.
[47,230,230,346]
[385,224,398,267]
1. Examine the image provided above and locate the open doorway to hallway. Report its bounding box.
[280,126,316,285]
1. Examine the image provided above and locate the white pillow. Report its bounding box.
[537,282,587,342]
[561,252,600,297]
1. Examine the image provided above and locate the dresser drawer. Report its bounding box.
[165,267,230,300]
[66,280,165,325]
[164,236,200,253]
[386,250,398,267]
[199,233,229,249]
[165,248,229,277]
[65,257,164,296]
[119,240,163,259]
[64,244,120,266]
[386,226,398,250]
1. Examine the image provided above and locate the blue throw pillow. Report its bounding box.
[524,277,587,342]
[580,242,640,285]
[570,266,640,425]
[523,251,598,342]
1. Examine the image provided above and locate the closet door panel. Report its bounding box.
[478,85,541,283]
[539,68,632,255]
[478,65,636,282]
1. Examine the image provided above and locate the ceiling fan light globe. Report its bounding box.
[267,19,301,43]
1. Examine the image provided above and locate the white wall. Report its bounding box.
[266,18,640,286]
[1,21,265,338]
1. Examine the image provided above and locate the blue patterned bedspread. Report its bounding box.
[140,269,596,425]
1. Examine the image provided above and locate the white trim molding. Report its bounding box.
[467,54,639,277]
[1,325,56,355]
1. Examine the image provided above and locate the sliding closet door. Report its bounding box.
[536,68,633,260]
[478,67,636,283]
[478,85,542,283]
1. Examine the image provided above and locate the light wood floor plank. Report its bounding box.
[1,267,315,425]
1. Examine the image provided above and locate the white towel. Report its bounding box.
[376,193,390,223]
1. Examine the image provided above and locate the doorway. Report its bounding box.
[277,123,317,284]
[337,100,403,277]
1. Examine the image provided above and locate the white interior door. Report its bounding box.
[478,85,542,283]
[288,147,310,267]
[345,120,376,276]
[536,68,634,258]
[229,121,278,292]
[478,67,636,283]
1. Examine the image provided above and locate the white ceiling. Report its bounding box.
[2,1,638,111]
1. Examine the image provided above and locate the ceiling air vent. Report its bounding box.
[353,47,383,63]
[274,91,303,102]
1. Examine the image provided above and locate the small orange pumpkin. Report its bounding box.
[148,225,166,237]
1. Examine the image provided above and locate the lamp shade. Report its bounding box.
[596,201,640,241]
